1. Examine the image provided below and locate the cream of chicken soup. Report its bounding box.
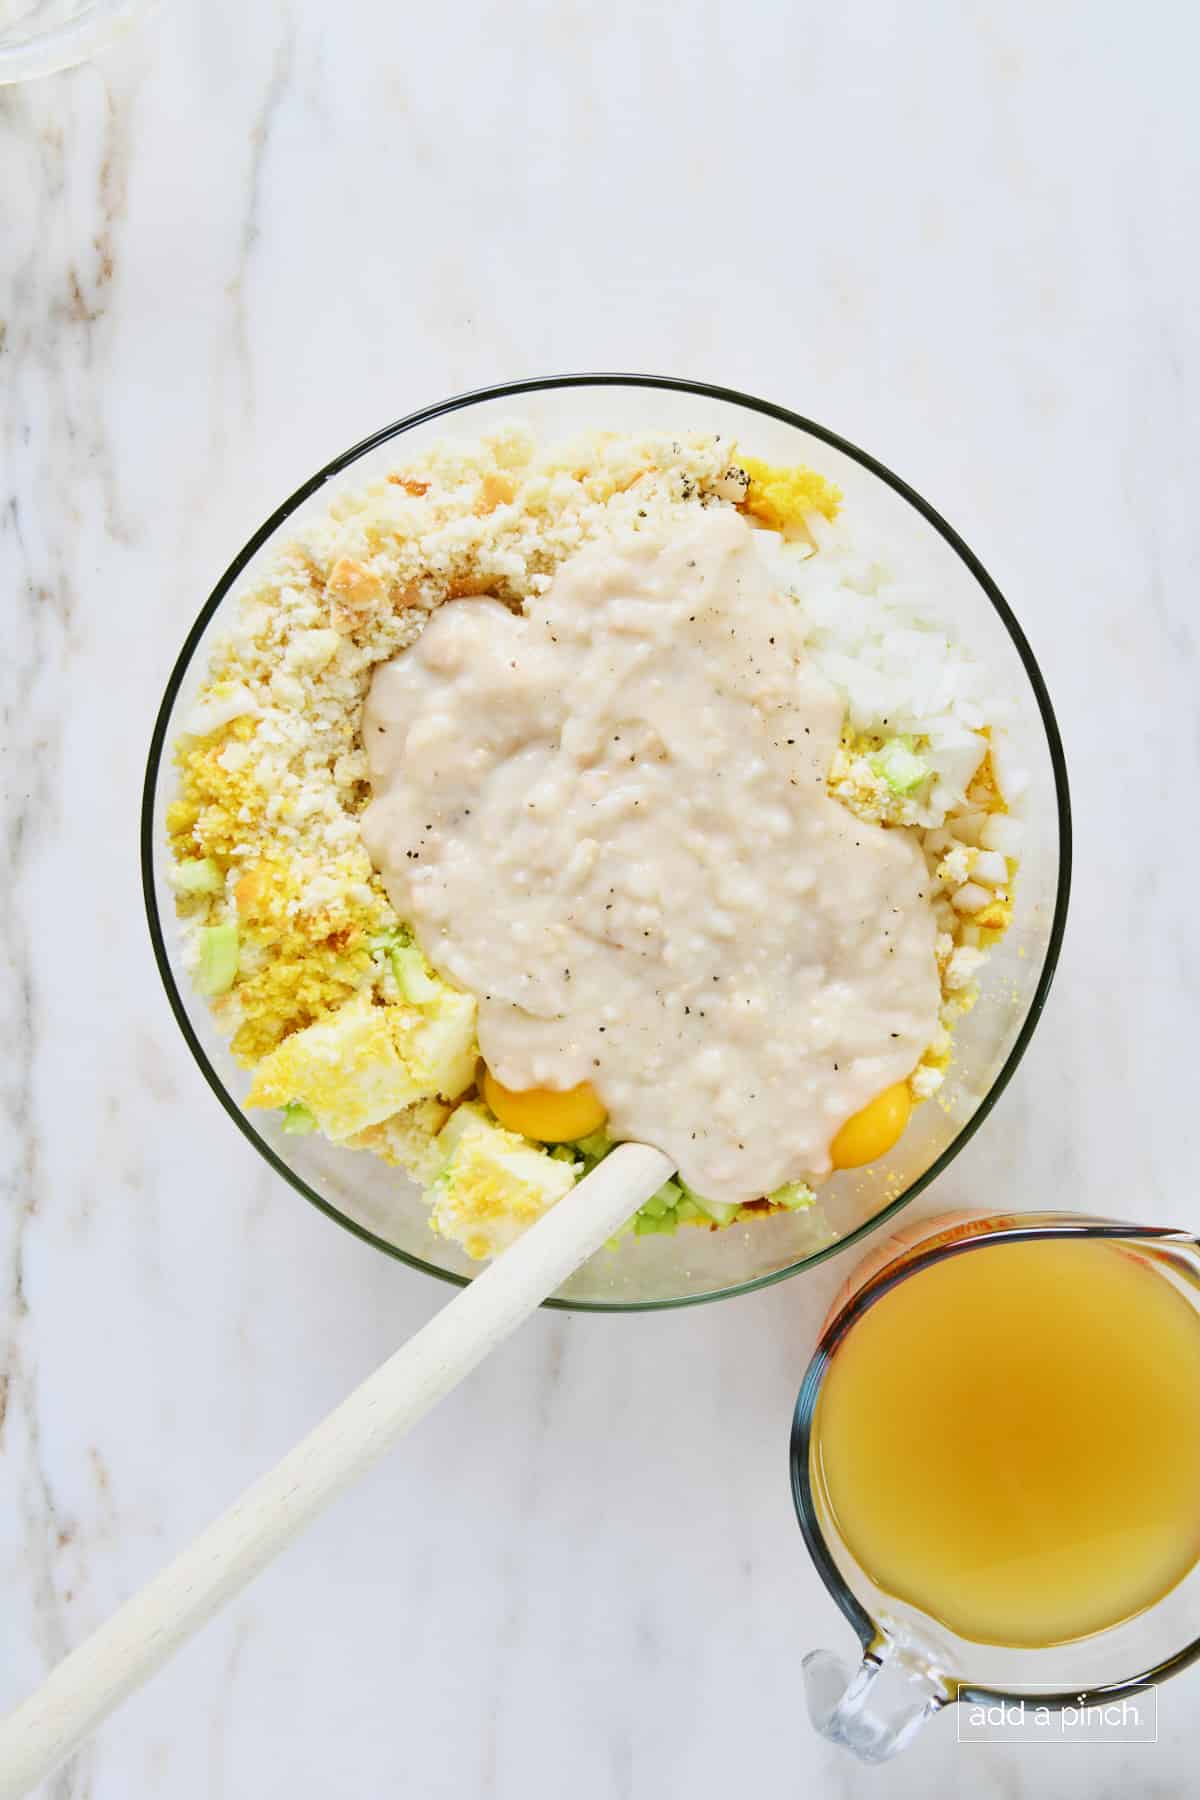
[362,507,940,1204]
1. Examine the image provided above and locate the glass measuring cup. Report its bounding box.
[790,1212,1200,1762]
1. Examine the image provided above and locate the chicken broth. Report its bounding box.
[812,1237,1200,1647]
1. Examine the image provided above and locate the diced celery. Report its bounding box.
[870,737,929,795]
[574,1131,613,1163]
[173,857,223,896]
[683,1185,738,1228]
[634,1212,677,1236]
[281,1101,317,1135]
[368,927,406,954]
[675,1198,701,1222]
[770,1180,816,1212]
[390,942,440,1004]
[651,1179,682,1210]
[640,1191,671,1219]
[549,1145,581,1166]
[196,923,239,995]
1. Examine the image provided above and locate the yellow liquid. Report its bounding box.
[812,1237,1200,1647]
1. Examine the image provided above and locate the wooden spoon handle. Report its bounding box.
[0,1142,674,1798]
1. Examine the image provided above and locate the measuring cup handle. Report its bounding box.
[802,1637,951,1763]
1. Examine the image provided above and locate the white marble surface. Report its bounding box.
[2,1,1198,1793]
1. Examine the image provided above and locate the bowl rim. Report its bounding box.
[140,371,1072,1312]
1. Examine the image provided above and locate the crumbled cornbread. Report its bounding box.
[244,987,477,1139]
[428,1103,578,1261]
[348,1098,454,1184]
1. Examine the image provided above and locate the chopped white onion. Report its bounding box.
[952,882,991,915]
[972,850,1009,886]
[948,810,989,846]
[780,525,1004,831]
[979,814,1023,855]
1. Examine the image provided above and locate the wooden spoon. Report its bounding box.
[0,1141,674,1798]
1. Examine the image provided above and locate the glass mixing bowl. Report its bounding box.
[141,375,1071,1310]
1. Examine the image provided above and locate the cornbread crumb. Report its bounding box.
[348,1098,454,1184]
[429,1103,577,1260]
[243,987,477,1140]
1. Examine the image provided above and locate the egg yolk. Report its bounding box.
[829,1081,912,1170]
[481,1068,608,1143]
